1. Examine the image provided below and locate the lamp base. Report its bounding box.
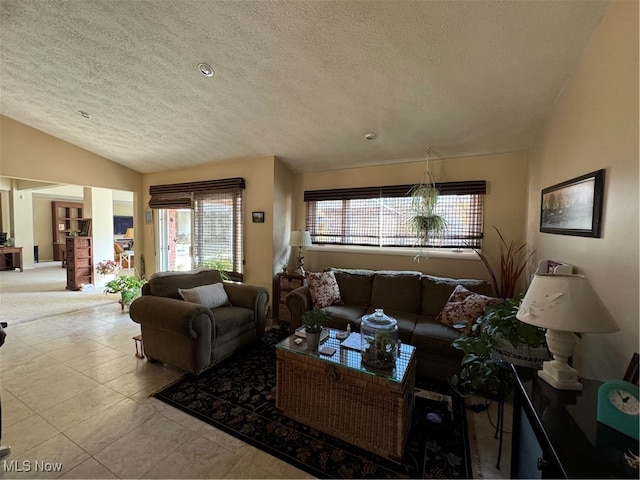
[538,359,583,391]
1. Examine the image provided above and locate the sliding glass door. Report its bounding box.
[158,209,192,271]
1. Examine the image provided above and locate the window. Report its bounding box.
[149,178,245,279]
[304,181,485,249]
[193,189,243,276]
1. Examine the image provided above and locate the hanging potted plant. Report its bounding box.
[408,149,447,259]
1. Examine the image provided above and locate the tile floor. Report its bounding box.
[0,302,510,479]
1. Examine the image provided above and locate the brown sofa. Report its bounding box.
[130,269,269,374]
[285,268,493,379]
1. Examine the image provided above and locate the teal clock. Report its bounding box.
[597,379,640,440]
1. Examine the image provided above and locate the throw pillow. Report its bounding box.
[437,284,503,331]
[179,282,230,309]
[307,271,344,309]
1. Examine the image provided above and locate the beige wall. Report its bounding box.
[1,115,142,192]
[294,150,529,286]
[141,156,280,306]
[526,0,639,381]
[273,158,296,285]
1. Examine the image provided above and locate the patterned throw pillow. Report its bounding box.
[179,282,230,309]
[436,284,503,331]
[307,271,344,309]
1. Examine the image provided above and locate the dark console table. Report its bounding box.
[0,246,23,272]
[511,365,638,478]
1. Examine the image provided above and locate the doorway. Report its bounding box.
[158,209,192,271]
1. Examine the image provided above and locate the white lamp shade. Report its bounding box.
[516,274,619,334]
[289,230,312,247]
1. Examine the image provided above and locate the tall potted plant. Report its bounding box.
[472,226,536,299]
[104,273,147,310]
[450,294,550,396]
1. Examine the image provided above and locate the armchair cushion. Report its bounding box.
[179,282,230,309]
[147,269,225,299]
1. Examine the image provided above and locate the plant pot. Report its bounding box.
[306,331,320,352]
[491,335,551,368]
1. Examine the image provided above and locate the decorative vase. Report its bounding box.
[306,331,320,352]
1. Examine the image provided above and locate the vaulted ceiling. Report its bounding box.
[0,0,609,174]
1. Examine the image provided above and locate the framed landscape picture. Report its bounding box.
[540,169,605,237]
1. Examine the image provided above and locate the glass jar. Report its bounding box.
[360,309,398,369]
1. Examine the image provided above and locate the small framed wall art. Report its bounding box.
[540,169,605,237]
[252,211,265,223]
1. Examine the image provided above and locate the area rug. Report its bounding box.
[154,327,472,479]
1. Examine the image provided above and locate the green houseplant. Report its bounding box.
[471,226,536,299]
[408,149,447,260]
[302,308,332,351]
[104,273,147,310]
[450,293,550,396]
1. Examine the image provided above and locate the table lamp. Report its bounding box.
[124,228,134,249]
[516,274,619,391]
[289,230,311,275]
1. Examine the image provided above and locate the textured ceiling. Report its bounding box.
[1,0,609,174]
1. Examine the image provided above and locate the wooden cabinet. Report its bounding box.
[510,365,638,479]
[51,201,85,261]
[66,237,94,290]
[277,273,306,323]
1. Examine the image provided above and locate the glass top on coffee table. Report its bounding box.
[275,328,416,384]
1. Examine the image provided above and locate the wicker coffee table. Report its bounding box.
[275,329,416,461]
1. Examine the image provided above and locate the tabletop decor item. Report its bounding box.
[597,379,640,440]
[301,308,331,351]
[517,274,619,390]
[361,309,399,369]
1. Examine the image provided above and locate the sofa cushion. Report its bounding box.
[179,282,230,309]
[148,269,225,299]
[307,271,344,308]
[436,284,503,331]
[321,304,369,330]
[421,275,493,317]
[370,273,422,313]
[331,270,374,305]
[411,317,464,359]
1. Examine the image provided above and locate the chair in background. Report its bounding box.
[114,243,134,269]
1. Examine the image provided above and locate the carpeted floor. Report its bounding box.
[155,327,472,479]
[0,262,119,325]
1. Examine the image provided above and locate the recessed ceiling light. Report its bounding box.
[79,111,92,119]
[197,63,214,77]
[364,132,377,140]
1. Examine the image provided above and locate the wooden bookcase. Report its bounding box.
[66,236,94,290]
[51,201,85,261]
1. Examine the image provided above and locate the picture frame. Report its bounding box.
[79,219,92,237]
[540,169,605,237]
[623,352,639,386]
[252,211,265,223]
